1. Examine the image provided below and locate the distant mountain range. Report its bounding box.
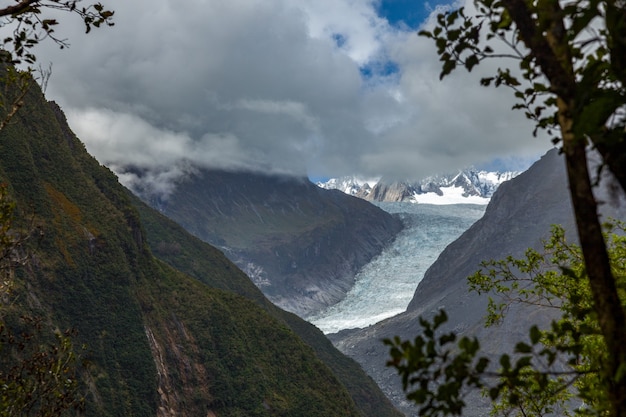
[317,169,519,204]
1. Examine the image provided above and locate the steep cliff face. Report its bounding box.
[365,181,417,202]
[329,149,626,415]
[149,170,403,317]
[0,81,401,416]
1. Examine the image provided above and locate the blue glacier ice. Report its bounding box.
[308,202,485,333]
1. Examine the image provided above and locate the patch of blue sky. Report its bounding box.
[331,33,347,48]
[308,175,329,183]
[359,60,400,80]
[376,0,456,29]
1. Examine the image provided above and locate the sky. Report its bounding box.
[30,0,551,197]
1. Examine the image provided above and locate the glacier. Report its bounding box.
[307,202,485,333]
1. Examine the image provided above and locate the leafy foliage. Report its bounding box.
[0,1,114,132]
[386,310,488,417]
[417,1,626,415]
[0,184,85,417]
[0,319,85,417]
[386,221,626,416]
[0,1,114,67]
[419,0,625,151]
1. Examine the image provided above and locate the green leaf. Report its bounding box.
[574,92,624,136]
[529,325,541,345]
[500,354,511,370]
[515,342,532,353]
[465,55,479,71]
[440,60,457,79]
[498,10,512,29]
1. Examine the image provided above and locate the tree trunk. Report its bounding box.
[559,98,626,417]
[501,1,626,411]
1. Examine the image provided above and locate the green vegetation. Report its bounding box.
[389,1,626,415]
[0,59,400,415]
[0,184,86,417]
[387,220,626,416]
[133,194,404,417]
[467,221,626,416]
[0,1,113,131]
[139,259,362,416]
[133,197,270,304]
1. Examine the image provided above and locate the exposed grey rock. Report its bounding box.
[354,182,372,199]
[366,181,417,202]
[329,148,626,416]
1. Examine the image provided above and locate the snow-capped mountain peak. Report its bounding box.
[316,176,379,197]
[317,169,519,205]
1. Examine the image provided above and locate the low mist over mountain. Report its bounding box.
[0,75,401,416]
[329,149,626,415]
[143,170,403,317]
[318,169,519,204]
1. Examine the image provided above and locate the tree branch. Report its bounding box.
[0,0,41,18]
[501,0,576,100]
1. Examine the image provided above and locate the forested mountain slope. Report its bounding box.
[132,195,402,417]
[147,169,403,317]
[0,79,400,416]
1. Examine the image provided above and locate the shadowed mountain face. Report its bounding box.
[0,79,402,416]
[147,170,403,317]
[329,149,626,416]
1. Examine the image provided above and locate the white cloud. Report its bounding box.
[35,0,551,193]
[228,99,320,131]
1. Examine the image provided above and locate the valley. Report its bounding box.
[3,88,624,416]
[2,1,625,415]
[0,85,402,417]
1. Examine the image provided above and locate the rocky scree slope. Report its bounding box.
[147,171,403,317]
[0,79,401,416]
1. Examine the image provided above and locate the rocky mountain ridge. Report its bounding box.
[317,169,519,204]
[316,176,378,196]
